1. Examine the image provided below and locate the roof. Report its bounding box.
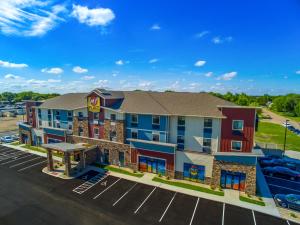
[38,93,87,110]
[87,88,124,99]
[117,91,236,117]
[42,142,86,152]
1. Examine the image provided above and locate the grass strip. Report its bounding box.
[153,176,224,196]
[239,196,265,206]
[93,163,144,178]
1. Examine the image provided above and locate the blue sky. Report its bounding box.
[0,0,300,95]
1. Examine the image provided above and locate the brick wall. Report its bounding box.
[73,116,89,137]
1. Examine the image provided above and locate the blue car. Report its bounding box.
[262,166,300,181]
[260,158,298,170]
[274,194,300,211]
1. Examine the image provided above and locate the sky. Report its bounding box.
[0,0,300,95]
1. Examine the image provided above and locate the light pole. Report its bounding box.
[283,119,289,155]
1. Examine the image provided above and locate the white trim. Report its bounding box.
[232,120,244,131]
[231,140,242,151]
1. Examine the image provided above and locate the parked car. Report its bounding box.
[11,134,19,141]
[282,121,292,127]
[274,194,300,211]
[262,166,300,181]
[0,136,14,143]
[260,158,298,170]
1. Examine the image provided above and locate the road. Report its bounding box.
[261,108,300,130]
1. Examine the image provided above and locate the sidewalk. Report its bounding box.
[4,143,280,217]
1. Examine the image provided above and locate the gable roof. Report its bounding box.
[38,93,87,110]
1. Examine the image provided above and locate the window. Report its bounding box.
[56,122,60,128]
[103,149,109,164]
[232,120,244,131]
[67,111,72,117]
[38,109,41,118]
[48,109,51,115]
[177,135,184,144]
[68,124,73,130]
[131,130,138,139]
[152,115,160,125]
[78,126,84,136]
[94,128,99,138]
[48,121,52,127]
[203,138,212,153]
[178,116,185,126]
[110,114,116,121]
[78,112,83,118]
[231,141,242,151]
[56,111,60,116]
[152,132,160,142]
[94,112,100,120]
[55,111,60,120]
[67,111,73,121]
[131,114,138,124]
[38,120,42,126]
[110,130,117,141]
[204,118,212,128]
[29,108,32,113]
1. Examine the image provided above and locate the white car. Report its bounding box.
[282,122,291,127]
[0,136,14,143]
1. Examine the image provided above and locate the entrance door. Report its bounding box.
[139,156,165,175]
[221,170,246,191]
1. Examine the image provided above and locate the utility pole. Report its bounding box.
[283,119,289,156]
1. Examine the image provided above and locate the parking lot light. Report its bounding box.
[283,119,289,155]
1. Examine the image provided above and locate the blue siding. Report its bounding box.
[215,155,257,165]
[130,140,175,154]
[19,123,31,131]
[126,114,168,131]
[43,127,65,137]
[53,109,69,122]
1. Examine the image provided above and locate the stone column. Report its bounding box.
[79,150,85,171]
[46,149,54,171]
[64,152,71,177]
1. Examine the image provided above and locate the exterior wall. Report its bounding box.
[131,148,175,178]
[175,151,214,178]
[220,108,256,153]
[104,108,124,120]
[19,127,32,145]
[104,119,125,143]
[169,116,221,153]
[44,133,66,143]
[211,159,256,195]
[73,116,89,137]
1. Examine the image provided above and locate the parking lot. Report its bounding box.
[265,175,300,196]
[0,145,299,225]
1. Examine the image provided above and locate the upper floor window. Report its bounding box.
[110,130,117,141]
[231,141,242,151]
[110,114,116,121]
[152,115,160,125]
[48,121,52,127]
[131,129,138,139]
[38,109,41,118]
[29,108,32,113]
[94,112,100,120]
[94,128,99,138]
[67,111,72,117]
[56,111,60,116]
[152,132,160,142]
[178,116,185,126]
[203,138,212,153]
[48,109,51,115]
[131,114,138,125]
[177,135,184,144]
[56,122,60,128]
[204,118,212,128]
[38,119,42,126]
[68,124,73,130]
[78,112,83,118]
[232,120,244,131]
[78,126,84,136]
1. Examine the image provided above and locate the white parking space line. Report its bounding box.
[112,183,138,207]
[189,197,200,225]
[1,154,32,165]
[0,152,27,162]
[17,160,47,172]
[73,173,108,194]
[158,192,177,222]
[222,203,225,225]
[252,210,257,225]
[93,178,121,200]
[268,184,300,193]
[0,151,22,157]
[0,150,18,155]
[286,220,290,225]
[134,186,157,214]
[9,156,42,168]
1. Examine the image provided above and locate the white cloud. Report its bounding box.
[149,58,158,64]
[212,36,233,44]
[115,60,125,66]
[194,60,206,67]
[47,79,61,83]
[150,24,161,30]
[81,75,95,80]
[41,67,63,74]
[0,60,28,68]
[296,70,300,74]
[138,81,155,90]
[217,72,237,81]
[0,1,67,37]
[204,72,213,77]
[4,74,20,79]
[73,66,88,73]
[71,4,115,27]
[194,31,209,38]
[94,79,109,87]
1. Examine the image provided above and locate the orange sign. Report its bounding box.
[88,96,100,112]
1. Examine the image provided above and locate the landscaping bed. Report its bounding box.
[239,195,265,206]
[152,176,224,196]
[93,163,144,178]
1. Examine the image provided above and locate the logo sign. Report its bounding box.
[88,96,100,112]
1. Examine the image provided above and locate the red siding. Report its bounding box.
[44,134,66,143]
[220,107,256,153]
[89,124,104,139]
[131,148,174,171]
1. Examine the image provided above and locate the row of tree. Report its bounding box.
[0,91,60,103]
[211,92,300,117]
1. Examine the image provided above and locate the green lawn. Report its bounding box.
[239,196,265,206]
[152,176,224,196]
[22,145,63,158]
[93,163,144,178]
[256,122,300,151]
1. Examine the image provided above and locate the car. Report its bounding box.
[282,121,292,127]
[11,134,19,141]
[260,158,298,170]
[274,194,300,211]
[262,166,300,181]
[0,136,14,143]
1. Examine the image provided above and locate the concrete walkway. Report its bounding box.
[4,143,281,217]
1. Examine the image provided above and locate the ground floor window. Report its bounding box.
[220,170,246,191]
[183,163,205,182]
[119,152,125,167]
[48,138,62,144]
[103,149,109,164]
[139,156,165,175]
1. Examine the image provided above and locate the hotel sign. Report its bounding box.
[88,96,100,112]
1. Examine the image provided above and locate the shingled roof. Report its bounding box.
[114,91,236,118]
[38,93,87,110]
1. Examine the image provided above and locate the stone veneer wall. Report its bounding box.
[211,160,256,195]
[19,128,32,145]
[103,119,125,143]
[67,135,133,168]
[73,116,89,137]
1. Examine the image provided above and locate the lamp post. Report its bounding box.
[283,119,289,155]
